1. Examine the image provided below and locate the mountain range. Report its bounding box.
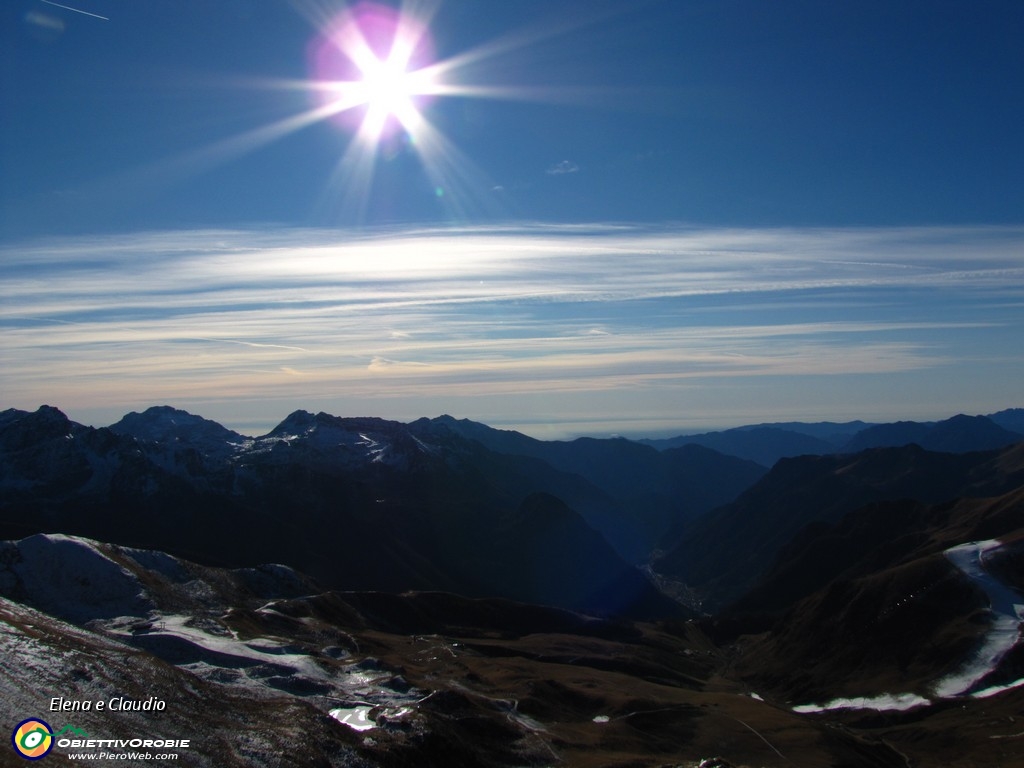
[640,409,1023,466]
[1,403,1023,766]
[1,406,692,619]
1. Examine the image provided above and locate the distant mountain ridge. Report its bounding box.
[844,413,1023,453]
[639,410,1023,466]
[640,426,839,466]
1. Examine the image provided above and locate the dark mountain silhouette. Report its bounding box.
[843,413,1022,453]
[925,413,1023,451]
[110,405,247,454]
[640,426,838,467]
[0,406,680,619]
[638,413,1022,466]
[840,419,932,451]
[989,407,1024,433]
[729,486,1024,704]
[415,415,766,560]
[731,483,1024,617]
[739,419,874,442]
[654,442,1024,611]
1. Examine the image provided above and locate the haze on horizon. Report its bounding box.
[2,1,1023,440]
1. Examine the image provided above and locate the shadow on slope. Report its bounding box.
[655,442,1024,611]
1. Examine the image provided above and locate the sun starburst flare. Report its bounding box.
[308,2,442,145]
[98,1,619,224]
[278,0,614,221]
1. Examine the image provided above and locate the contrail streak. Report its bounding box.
[40,0,109,21]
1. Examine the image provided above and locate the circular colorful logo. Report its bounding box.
[11,718,53,760]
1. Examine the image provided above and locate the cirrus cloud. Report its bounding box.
[1,223,1022,436]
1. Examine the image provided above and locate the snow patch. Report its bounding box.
[793,693,931,714]
[971,677,1024,699]
[932,539,1024,698]
[330,706,376,731]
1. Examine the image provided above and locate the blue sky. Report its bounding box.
[2,1,1023,437]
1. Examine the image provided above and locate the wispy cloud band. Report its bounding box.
[2,224,1021,435]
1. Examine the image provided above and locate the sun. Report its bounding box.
[352,49,432,138]
[123,1,609,224]
[359,57,414,117]
[262,0,606,221]
[309,2,439,144]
